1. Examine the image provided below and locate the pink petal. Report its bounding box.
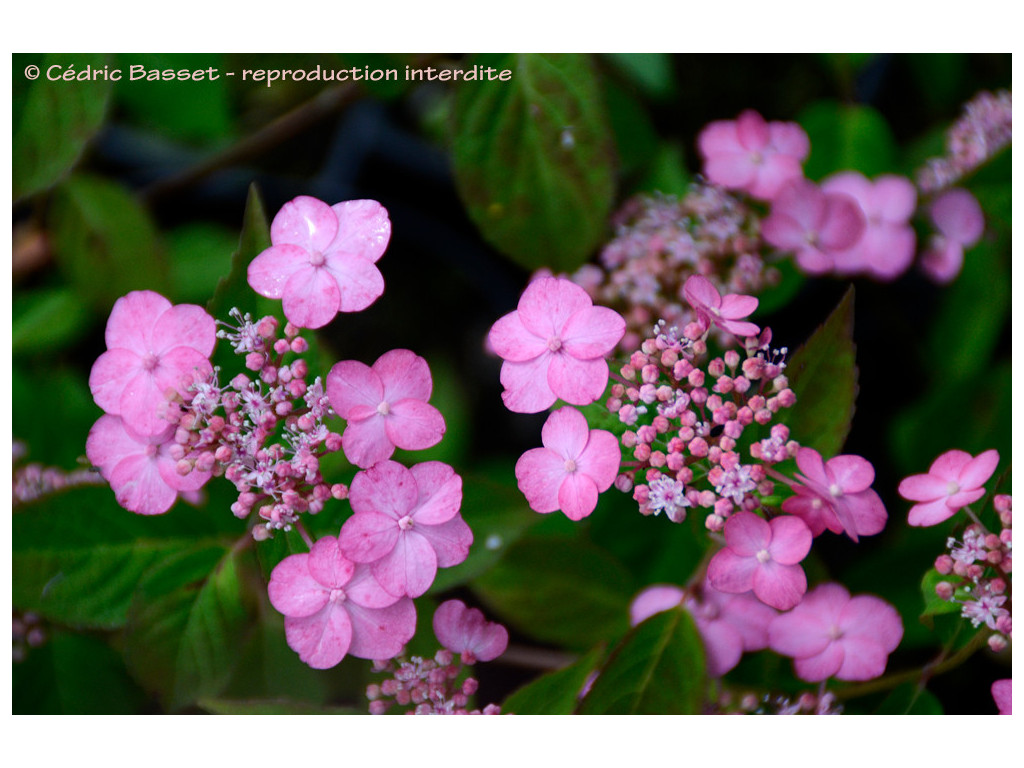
[761,211,807,252]
[517,277,593,339]
[433,600,508,661]
[818,193,866,251]
[515,447,566,513]
[560,306,626,360]
[488,311,547,362]
[697,619,744,677]
[749,153,804,201]
[768,608,833,660]
[104,291,169,354]
[322,254,384,313]
[557,472,600,521]
[119,370,173,437]
[540,406,590,460]
[929,449,973,481]
[157,451,211,493]
[349,461,417,518]
[841,489,888,537]
[898,473,949,502]
[717,317,761,338]
[153,347,212,393]
[373,531,438,598]
[282,266,341,329]
[547,354,609,406]
[108,453,177,515]
[780,489,839,537]
[767,515,812,565]
[339,512,400,563]
[992,679,1012,715]
[86,414,146,472]
[409,461,462,525]
[329,199,391,263]
[794,245,835,274]
[345,597,416,660]
[271,195,338,252]
[307,536,356,588]
[345,564,400,609]
[718,592,777,651]
[247,244,308,299]
[284,604,352,669]
[839,595,903,654]
[931,188,984,245]
[704,153,757,191]
[735,110,770,151]
[723,512,771,556]
[415,514,473,568]
[767,121,810,160]
[575,429,621,492]
[682,275,722,312]
[752,560,806,610]
[718,294,758,321]
[629,585,685,626]
[384,399,445,452]
[326,360,384,417]
[958,449,999,491]
[834,639,888,681]
[151,304,216,356]
[946,488,985,510]
[908,498,960,527]
[861,224,916,280]
[920,237,964,284]
[374,349,433,403]
[342,416,393,468]
[268,553,329,618]
[822,171,871,205]
[89,348,141,415]
[871,175,917,223]
[697,120,741,158]
[795,447,828,487]
[707,548,757,594]
[774,180,826,233]
[792,644,844,682]
[500,355,557,413]
[826,454,875,493]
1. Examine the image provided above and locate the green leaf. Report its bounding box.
[207,182,274,320]
[451,53,617,272]
[782,286,858,457]
[471,536,636,650]
[122,547,254,711]
[503,646,605,715]
[603,53,676,101]
[920,569,963,618]
[634,142,690,197]
[13,53,113,200]
[577,606,706,714]
[874,682,943,714]
[167,223,239,304]
[49,174,169,309]
[798,100,897,179]
[199,698,357,715]
[12,287,92,356]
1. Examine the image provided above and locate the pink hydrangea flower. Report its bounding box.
[268,535,416,669]
[697,109,810,201]
[682,275,760,337]
[433,599,509,663]
[515,406,620,521]
[339,460,471,598]
[326,349,446,469]
[761,179,866,274]
[768,583,903,682]
[85,415,211,515]
[488,276,625,413]
[898,449,1000,527]
[781,447,887,542]
[992,679,1011,715]
[920,188,985,284]
[247,196,391,329]
[630,582,776,677]
[707,512,812,610]
[820,172,917,280]
[89,290,215,436]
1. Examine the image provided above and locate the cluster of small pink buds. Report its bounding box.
[933,494,1012,652]
[917,90,1013,194]
[570,185,778,353]
[12,610,47,663]
[721,689,842,716]
[12,440,104,506]
[367,650,500,715]
[611,319,796,529]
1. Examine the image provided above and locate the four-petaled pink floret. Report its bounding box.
[432,599,509,663]
[268,535,416,669]
[898,448,999,527]
[489,276,625,413]
[682,275,760,337]
[707,511,813,611]
[768,583,903,682]
[248,196,391,329]
[89,290,216,436]
[782,447,887,543]
[326,349,446,469]
[697,109,810,201]
[339,460,472,598]
[515,406,621,521]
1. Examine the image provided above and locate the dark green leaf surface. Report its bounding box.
[207,182,275,320]
[798,100,897,179]
[12,287,92,356]
[503,646,604,715]
[874,682,943,714]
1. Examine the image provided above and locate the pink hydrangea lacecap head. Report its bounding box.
[820,172,917,280]
[697,109,810,201]
[768,583,903,682]
[432,599,509,663]
[682,275,760,337]
[89,290,215,436]
[920,188,985,284]
[991,679,1011,715]
[898,448,999,527]
[85,414,211,515]
[707,511,812,611]
[268,535,416,669]
[781,447,887,543]
[326,349,446,469]
[488,276,625,413]
[515,405,620,521]
[339,460,471,598]
[761,179,866,274]
[247,196,391,329]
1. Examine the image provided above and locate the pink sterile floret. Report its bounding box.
[433,599,509,663]
[682,275,760,337]
[326,349,446,469]
[768,583,903,682]
[781,447,887,543]
[920,188,985,284]
[697,109,810,201]
[85,414,211,515]
[247,196,391,329]
[761,179,866,274]
[268,535,416,669]
[991,679,1012,715]
[515,405,621,521]
[489,276,625,413]
[89,290,215,436]
[820,172,917,280]
[898,448,999,527]
[339,460,472,598]
[707,512,812,611]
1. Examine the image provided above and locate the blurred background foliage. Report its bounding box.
[11,52,1011,714]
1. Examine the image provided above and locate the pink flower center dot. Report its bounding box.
[947,481,960,495]
[829,484,843,498]
[329,588,347,603]
[398,515,414,531]
[145,444,159,458]
[547,336,562,352]
[828,624,844,641]
[309,250,326,267]
[142,353,159,372]
[756,548,772,564]
[377,401,391,416]
[564,458,577,473]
